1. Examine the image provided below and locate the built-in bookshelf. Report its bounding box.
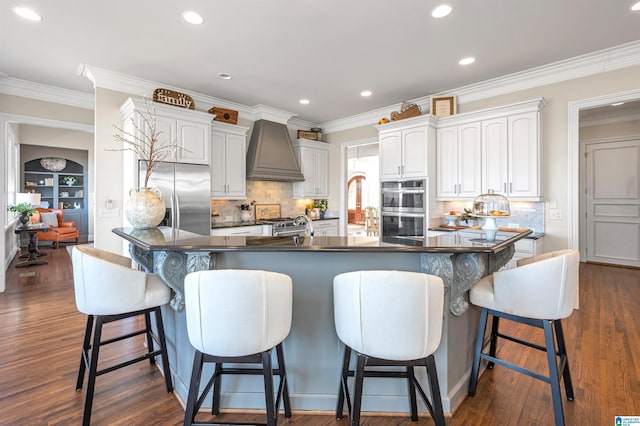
[23,158,87,238]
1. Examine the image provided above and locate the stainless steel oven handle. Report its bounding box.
[273,229,307,237]
[381,211,426,218]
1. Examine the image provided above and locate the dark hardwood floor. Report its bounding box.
[1,245,639,425]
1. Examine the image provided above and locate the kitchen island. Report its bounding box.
[114,227,531,415]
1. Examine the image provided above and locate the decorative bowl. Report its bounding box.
[443,214,459,226]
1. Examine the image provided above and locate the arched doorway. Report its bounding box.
[348,174,366,224]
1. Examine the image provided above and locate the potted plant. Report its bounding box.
[61,176,78,186]
[313,199,328,219]
[8,202,37,225]
[460,208,477,227]
[237,200,255,222]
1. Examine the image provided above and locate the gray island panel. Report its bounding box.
[113,227,530,415]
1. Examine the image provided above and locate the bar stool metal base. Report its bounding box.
[336,346,446,426]
[76,306,173,426]
[184,343,291,426]
[468,308,574,426]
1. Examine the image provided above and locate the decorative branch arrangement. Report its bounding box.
[111,98,187,188]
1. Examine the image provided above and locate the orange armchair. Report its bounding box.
[32,208,79,248]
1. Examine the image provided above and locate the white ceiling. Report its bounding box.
[1,1,639,124]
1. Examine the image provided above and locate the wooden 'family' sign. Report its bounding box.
[153,88,195,109]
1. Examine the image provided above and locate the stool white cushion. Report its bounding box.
[72,246,170,316]
[184,269,292,357]
[334,270,444,361]
[470,248,579,320]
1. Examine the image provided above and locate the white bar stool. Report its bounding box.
[333,270,446,426]
[468,249,579,426]
[183,269,293,426]
[72,246,173,426]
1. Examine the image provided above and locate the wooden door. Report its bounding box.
[585,139,640,267]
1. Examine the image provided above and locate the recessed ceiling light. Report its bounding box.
[632,1,640,11]
[182,11,204,25]
[431,4,452,18]
[13,7,42,21]
[299,99,310,105]
[218,73,232,80]
[459,57,476,66]
[360,90,372,97]
[611,102,625,106]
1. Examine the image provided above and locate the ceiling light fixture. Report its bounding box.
[632,1,640,11]
[431,4,452,18]
[611,102,625,106]
[299,99,310,105]
[218,73,232,80]
[360,90,372,97]
[13,7,42,21]
[459,57,476,65]
[40,157,67,171]
[182,11,204,25]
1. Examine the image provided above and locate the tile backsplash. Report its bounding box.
[442,201,545,232]
[211,181,311,222]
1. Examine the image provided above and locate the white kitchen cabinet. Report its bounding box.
[482,112,541,198]
[378,115,437,181]
[456,228,543,269]
[313,218,339,236]
[504,236,544,269]
[175,120,210,164]
[293,139,329,199]
[210,225,270,236]
[120,98,212,165]
[210,122,250,199]
[436,123,482,199]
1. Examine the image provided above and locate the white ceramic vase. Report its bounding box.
[125,187,166,229]
[482,216,499,242]
[240,210,251,222]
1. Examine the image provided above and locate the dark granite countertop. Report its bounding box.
[114,226,531,254]
[430,226,544,240]
[211,217,339,229]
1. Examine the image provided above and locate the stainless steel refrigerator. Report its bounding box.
[139,160,211,235]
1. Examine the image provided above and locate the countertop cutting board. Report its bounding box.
[255,204,281,220]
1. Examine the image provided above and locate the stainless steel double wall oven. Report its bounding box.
[380,179,427,237]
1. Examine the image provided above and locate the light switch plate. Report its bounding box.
[549,209,562,220]
[99,208,120,218]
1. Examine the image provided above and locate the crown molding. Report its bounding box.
[4,40,640,133]
[0,76,94,110]
[288,117,317,130]
[321,98,433,134]
[321,40,640,134]
[249,104,296,124]
[78,64,308,126]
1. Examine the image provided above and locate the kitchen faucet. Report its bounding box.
[294,214,314,237]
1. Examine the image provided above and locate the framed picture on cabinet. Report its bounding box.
[430,95,457,118]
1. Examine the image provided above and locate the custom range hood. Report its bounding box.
[246,119,305,181]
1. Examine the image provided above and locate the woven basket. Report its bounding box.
[391,103,421,121]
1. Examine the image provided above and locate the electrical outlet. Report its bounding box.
[549,209,562,220]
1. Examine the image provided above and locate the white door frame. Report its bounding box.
[339,137,378,235]
[567,88,640,256]
[0,113,93,292]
